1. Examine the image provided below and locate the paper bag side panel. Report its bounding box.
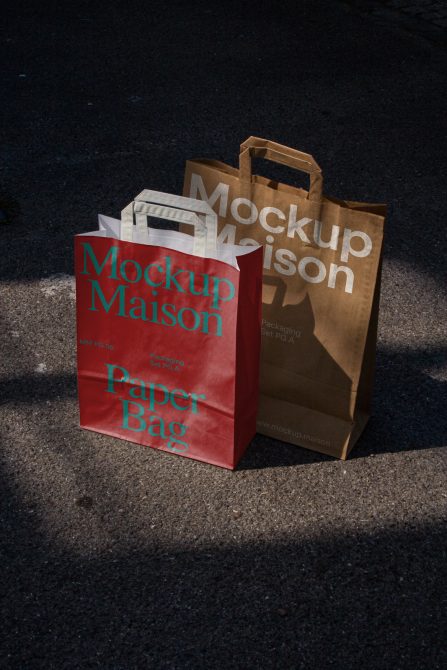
[233,247,263,466]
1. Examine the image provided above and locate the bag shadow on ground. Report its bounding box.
[240,344,446,469]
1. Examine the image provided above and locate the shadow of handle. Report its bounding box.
[262,274,287,307]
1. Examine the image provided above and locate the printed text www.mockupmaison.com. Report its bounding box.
[80,242,236,336]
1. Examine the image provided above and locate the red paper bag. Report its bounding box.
[75,190,263,469]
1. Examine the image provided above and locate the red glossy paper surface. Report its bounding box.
[75,234,262,469]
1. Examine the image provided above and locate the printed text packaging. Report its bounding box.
[75,190,263,469]
[182,138,386,459]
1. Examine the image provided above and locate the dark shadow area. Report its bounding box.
[0,373,77,404]
[343,0,447,48]
[241,344,447,469]
[354,346,447,457]
[260,275,352,419]
[0,0,446,284]
[1,458,445,670]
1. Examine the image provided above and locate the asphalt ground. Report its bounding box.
[1,1,446,668]
[344,0,447,46]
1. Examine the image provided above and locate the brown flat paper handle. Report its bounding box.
[239,136,323,202]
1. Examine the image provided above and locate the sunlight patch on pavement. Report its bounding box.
[39,273,75,300]
[378,258,447,351]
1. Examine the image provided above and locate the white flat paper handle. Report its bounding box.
[121,200,213,257]
[127,189,218,257]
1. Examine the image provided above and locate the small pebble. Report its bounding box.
[232,509,242,519]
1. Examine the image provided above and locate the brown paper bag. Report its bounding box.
[182,137,386,459]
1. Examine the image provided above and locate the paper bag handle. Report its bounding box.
[239,136,323,202]
[121,190,218,257]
